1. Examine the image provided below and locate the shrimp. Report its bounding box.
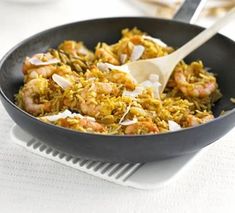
[25,65,56,81]
[58,40,93,57]
[130,35,143,45]
[79,118,106,132]
[56,116,106,133]
[79,101,102,118]
[125,121,159,134]
[79,82,118,117]
[186,114,214,127]
[81,82,119,97]
[23,53,58,74]
[93,82,119,95]
[23,53,60,81]
[23,54,42,73]
[105,70,136,90]
[20,78,51,116]
[113,40,134,59]
[25,64,79,88]
[122,27,144,36]
[174,64,217,98]
[59,41,77,56]
[95,43,120,65]
[79,98,115,120]
[53,65,80,84]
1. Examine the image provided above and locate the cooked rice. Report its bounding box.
[15,28,222,135]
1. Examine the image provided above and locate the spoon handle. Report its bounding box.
[171,6,235,64]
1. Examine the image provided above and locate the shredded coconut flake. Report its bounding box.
[97,62,109,72]
[130,45,145,61]
[29,57,60,66]
[42,110,81,122]
[123,76,161,99]
[143,35,167,48]
[42,110,95,122]
[84,116,96,122]
[120,54,127,64]
[168,120,181,131]
[52,74,72,90]
[78,47,89,55]
[120,118,138,126]
[119,104,132,124]
[230,98,235,104]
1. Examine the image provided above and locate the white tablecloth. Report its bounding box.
[0,0,235,212]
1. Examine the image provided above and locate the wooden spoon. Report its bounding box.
[105,7,235,95]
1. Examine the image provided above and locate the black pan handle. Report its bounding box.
[173,0,207,24]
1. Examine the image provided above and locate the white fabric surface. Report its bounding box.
[0,0,235,212]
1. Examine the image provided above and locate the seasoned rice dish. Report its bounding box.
[15,28,222,135]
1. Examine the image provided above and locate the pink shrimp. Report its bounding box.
[25,65,56,81]
[57,117,106,133]
[79,118,106,132]
[23,53,60,82]
[23,53,59,74]
[105,70,136,90]
[79,82,118,117]
[174,66,217,98]
[58,40,93,57]
[125,121,159,134]
[186,114,214,127]
[21,78,51,116]
[95,43,120,65]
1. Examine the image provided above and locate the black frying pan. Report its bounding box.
[0,1,235,163]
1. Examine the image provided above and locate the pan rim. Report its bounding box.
[0,16,235,139]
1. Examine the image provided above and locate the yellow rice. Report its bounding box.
[15,28,222,135]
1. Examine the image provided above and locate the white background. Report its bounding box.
[0,0,235,212]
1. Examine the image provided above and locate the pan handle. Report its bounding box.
[173,0,207,24]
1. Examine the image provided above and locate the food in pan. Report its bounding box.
[15,28,222,135]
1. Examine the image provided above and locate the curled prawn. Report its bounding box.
[20,78,51,116]
[79,82,118,117]
[174,64,217,98]
[81,82,118,97]
[79,118,106,132]
[95,43,120,65]
[59,41,78,56]
[125,121,159,134]
[25,65,56,81]
[58,117,106,133]
[58,40,93,57]
[186,114,214,127]
[80,102,101,118]
[23,53,59,74]
[105,70,136,90]
[23,53,60,82]
[93,82,119,95]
